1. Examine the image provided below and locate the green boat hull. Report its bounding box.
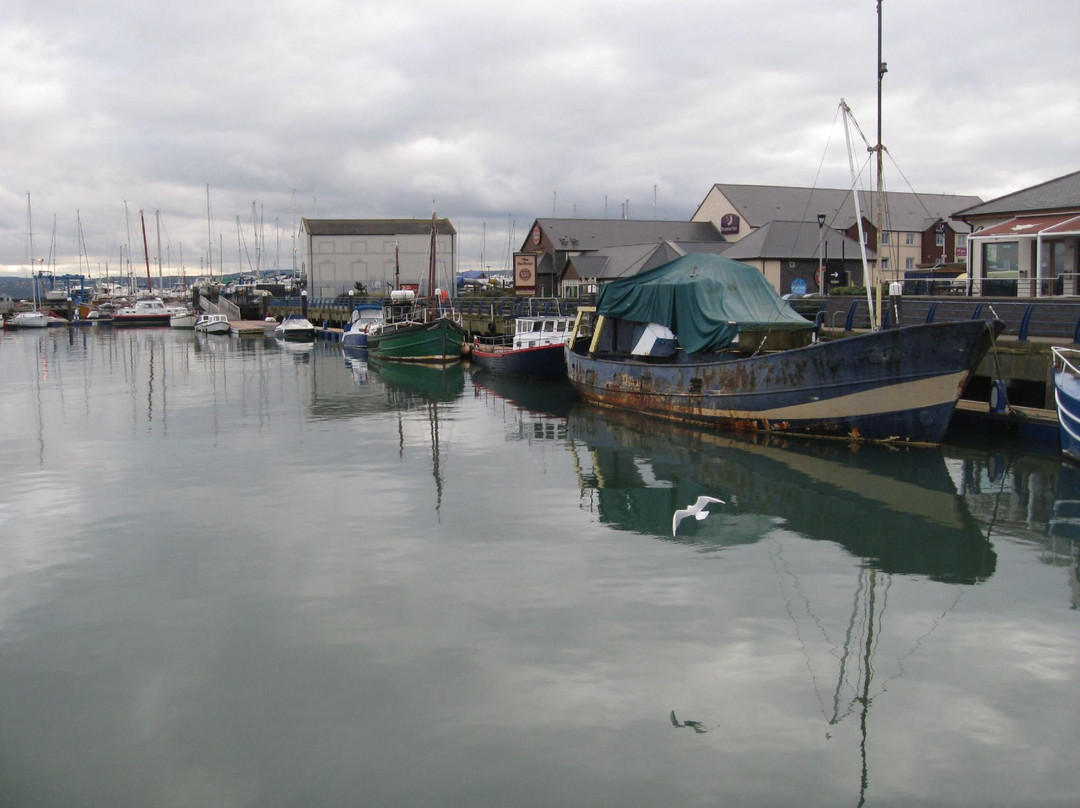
[367,317,466,363]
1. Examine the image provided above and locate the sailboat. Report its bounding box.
[564,4,1004,446]
[114,211,188,327]
[366,212,466,363]
[10,194,52,329]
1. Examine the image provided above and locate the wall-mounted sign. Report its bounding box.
[514,252,537,295]
[720,213,740,236]
[531,225,542,246]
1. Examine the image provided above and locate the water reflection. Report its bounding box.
[567,404,995,583]
[1046,461,1080,607]
[366,357,466,517]
[470,369,575,444]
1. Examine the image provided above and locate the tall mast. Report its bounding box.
[876,0,887,276]
[140,210,153,294]
[155,210,163,290]
[425,211,434,302]
[27,193,39,310]
[206,183,213,279]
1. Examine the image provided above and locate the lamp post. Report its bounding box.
[817,214,827,293]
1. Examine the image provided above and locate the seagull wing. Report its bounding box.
[694,496,725,509]
[672,508,692,536]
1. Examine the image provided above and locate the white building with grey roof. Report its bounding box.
[301,218,456,300]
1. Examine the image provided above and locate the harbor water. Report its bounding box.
[1,327,1078,807]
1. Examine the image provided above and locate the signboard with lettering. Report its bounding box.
[720,213,740,236]
[790,278,807,296]
[514,253,537,296]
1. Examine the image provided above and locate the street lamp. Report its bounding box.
[817,214,827,293]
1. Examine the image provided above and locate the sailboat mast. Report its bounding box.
[875,0,887,324]
[206,184,213,279]
[27,194,39,311]
[155,210,163,290]
[140,210,153,295]
[428,211,438,302]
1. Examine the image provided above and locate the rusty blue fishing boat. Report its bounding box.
[565,254,1004,445]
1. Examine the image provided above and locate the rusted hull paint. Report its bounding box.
[566,319,1005,444]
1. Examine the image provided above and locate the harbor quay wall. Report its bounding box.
[268,295,583,337]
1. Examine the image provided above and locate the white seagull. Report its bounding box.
[672,496,725,536]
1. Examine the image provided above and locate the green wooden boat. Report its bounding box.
[367,211,466,363]
[367,314,465,363]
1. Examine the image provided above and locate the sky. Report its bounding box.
[2,0,1077,280]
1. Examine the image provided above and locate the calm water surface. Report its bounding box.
[1,327,1078,807]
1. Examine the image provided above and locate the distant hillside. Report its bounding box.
[0,277,34,299]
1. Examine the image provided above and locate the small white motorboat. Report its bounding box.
[169,309,197,329]
[273,315,316,341]
[194,313,231,335]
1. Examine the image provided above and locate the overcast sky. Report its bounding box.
[2,0,1077,279]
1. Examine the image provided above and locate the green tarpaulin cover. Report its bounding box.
[595,254,814,353]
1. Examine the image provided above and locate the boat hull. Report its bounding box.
[368,318,465,363]
[170,313,197,329]
[273,316,316,341]
[113,314,173,327]
[341,331,368,349]
[9,312,50,328]
[1053,349,1080,462]
[567,319,1004,445]
[470,342,567,379]
[195,316,231,335]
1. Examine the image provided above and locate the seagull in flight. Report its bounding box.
[670,710,709,733]
[672,496,725,536]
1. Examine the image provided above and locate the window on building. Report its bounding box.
[905,257,914,270]
[935,233,945,247]
[905,233,915,246]
[881,231,890,245]
[957,234,967,249]
[881,258,889,272]
[983,241,1018,272]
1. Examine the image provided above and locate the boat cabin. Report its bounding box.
[512,315,576,351]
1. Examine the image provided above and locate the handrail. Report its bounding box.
[1053,346,1080,375]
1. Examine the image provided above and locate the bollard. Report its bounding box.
[888,280,903,328]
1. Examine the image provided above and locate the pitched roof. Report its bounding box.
[968,213,1080,239]
[529,218,722,251]
[565,240,728,280]
[952,170,1080,219]
[700,183,981,232]
[721,221,875,261]
[302,217,457,236]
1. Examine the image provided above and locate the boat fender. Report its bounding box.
[989,379,1008,413]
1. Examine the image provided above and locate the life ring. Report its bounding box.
[815,267,824,287]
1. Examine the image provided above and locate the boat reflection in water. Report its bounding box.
[367,354,465,405]
[568,403,998,804]
[1046,461,1080,607]
[567,404,995,583]
[470,369,578,445]
[469,368,578,418]
[366,355,465,515]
